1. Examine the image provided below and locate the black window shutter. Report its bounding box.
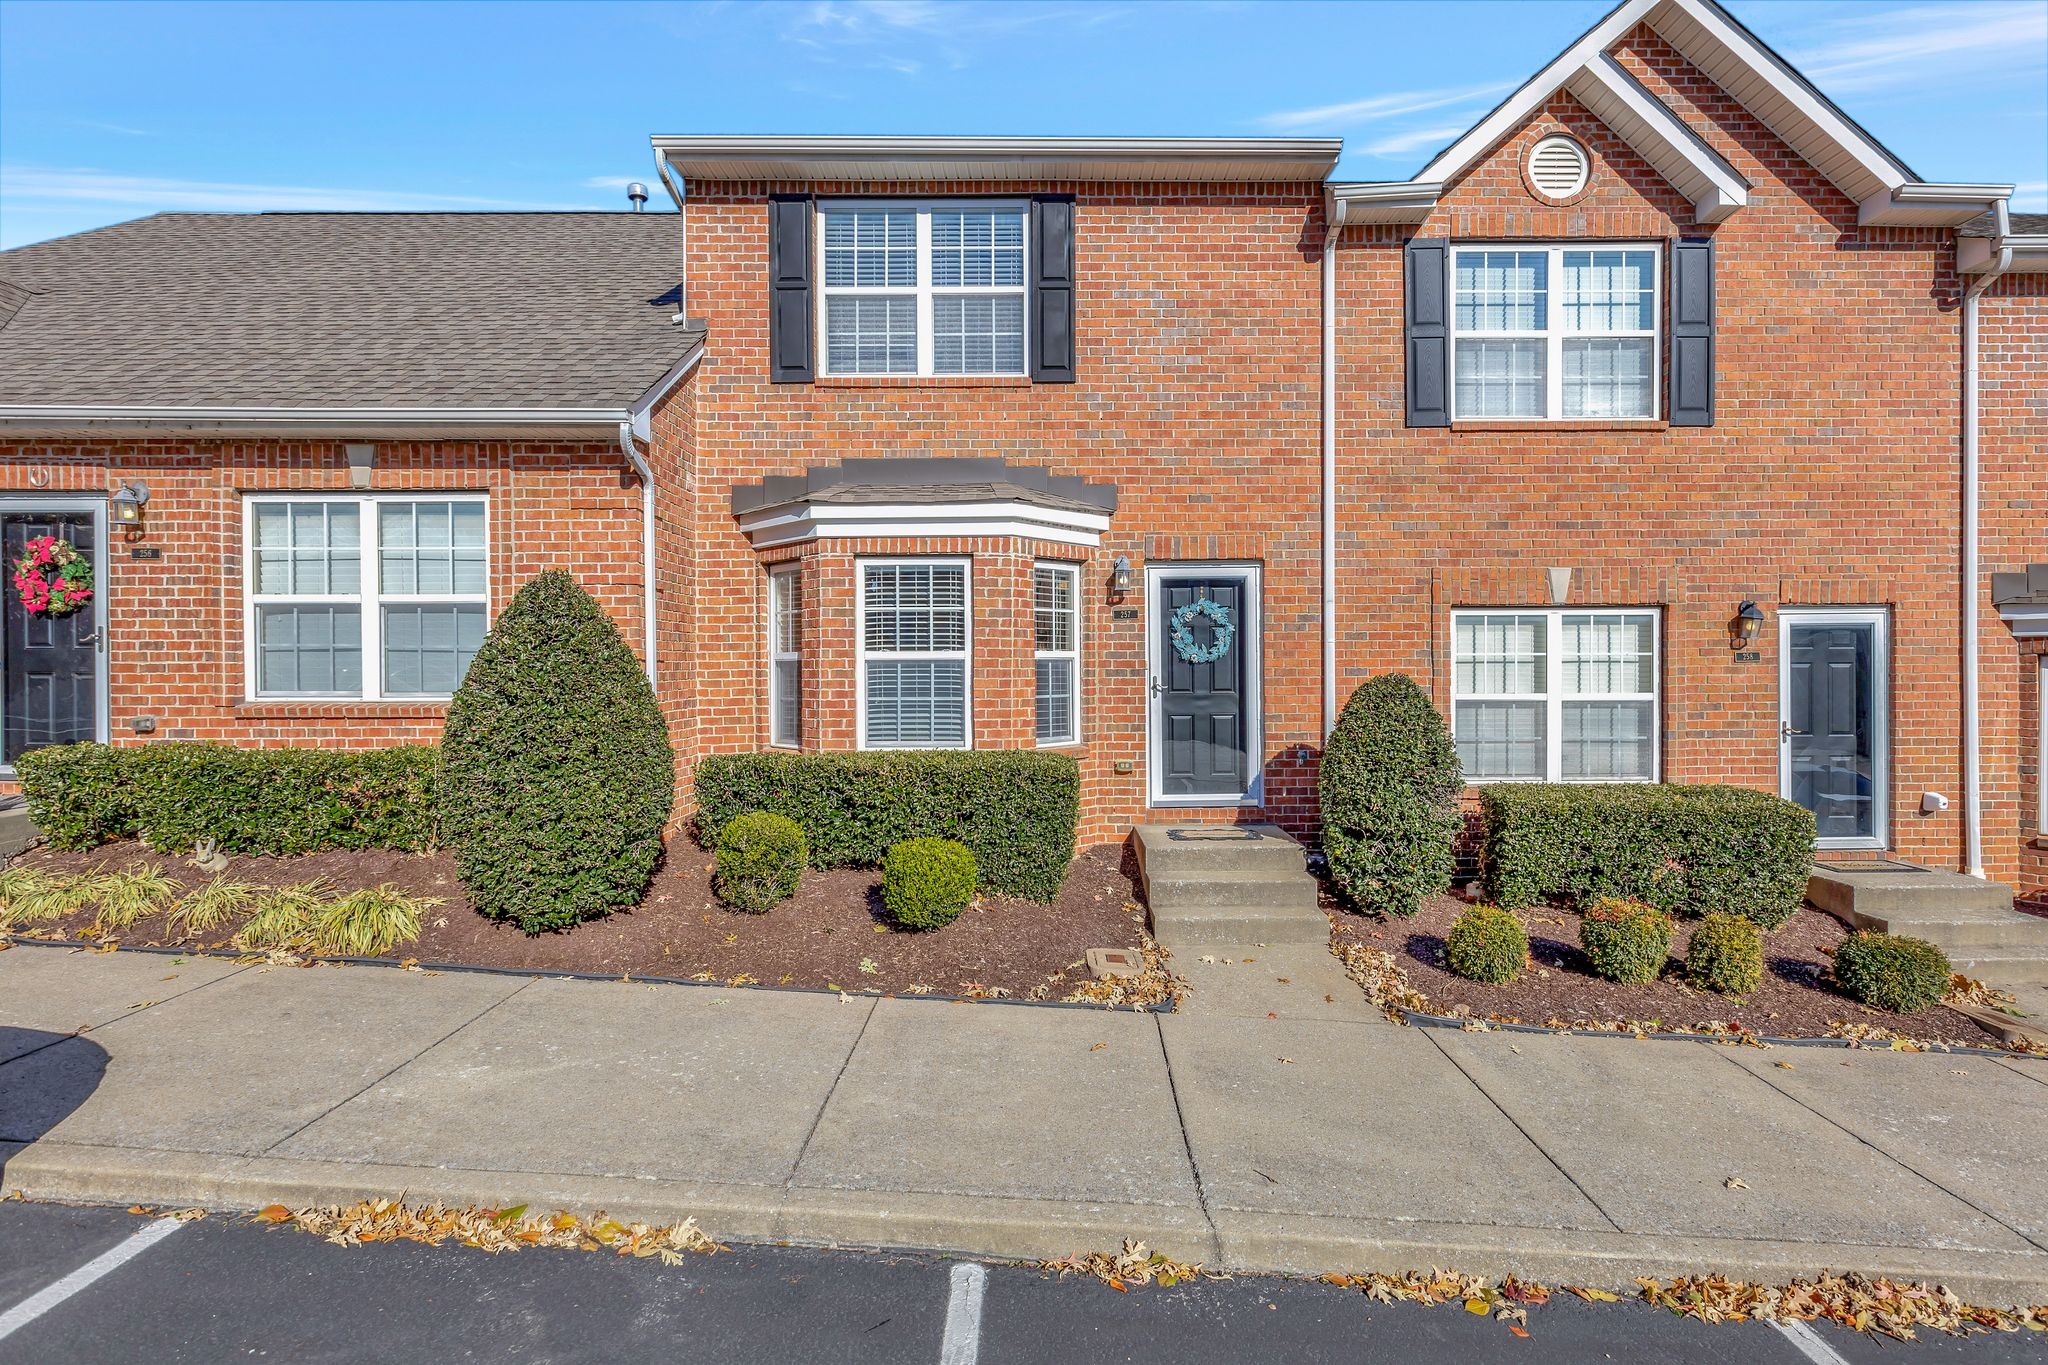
[769,194,814,384]
[1669,237,1714,426]
[1403,238,1449,427]
[1030,195,1076,383]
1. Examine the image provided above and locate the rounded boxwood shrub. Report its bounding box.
[1685,912,1765,997]
[1577,897,1674,985]
[881,837,977,930]
[1833,931,1951,1014]
[715,812,807,913]
[1319,673,1464,919]
[1446,906,1528,985]
[440,571,675,934]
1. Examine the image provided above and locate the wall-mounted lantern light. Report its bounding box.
[1109,554,1132,600]
[110,481,150,527]
[1731,600,1765,650]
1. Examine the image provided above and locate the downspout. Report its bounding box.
[619,422,658,685]
[1321,197,1340,737]
[1959,199,2014,879]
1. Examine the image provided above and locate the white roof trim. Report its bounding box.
[735,499,1110,550]
[1998,605,2048,639]
[1960,234,2048,275]
[1329,181,1445,226]
[628,341,705,442]
[0,404,635,439]
[1565,52,1748,223]
[655,136,1341,185]
[1860,183,2017,229]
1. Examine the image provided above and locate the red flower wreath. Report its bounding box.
[11,535,94,617]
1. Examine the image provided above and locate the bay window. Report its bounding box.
[1452,609,1659,783]
[1033,563,1080,745]
[819,203,1027,377]
[1450,245,1659,420]
[245,494,487,700]
[859,559,970,749]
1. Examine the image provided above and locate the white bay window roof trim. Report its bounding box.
[737,500,1111,551]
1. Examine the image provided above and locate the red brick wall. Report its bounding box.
[0,438,645,754]
[1332,26,1990,874]
[670,180,1326,845]
[1980,275,2048,891]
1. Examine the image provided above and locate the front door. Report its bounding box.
[2,513,101,766]
[1150,567,1259,805]
[1781,610,1887,849]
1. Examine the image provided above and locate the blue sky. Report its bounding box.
[1,0,2043,249]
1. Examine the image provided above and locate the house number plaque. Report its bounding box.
[129,547,163,560]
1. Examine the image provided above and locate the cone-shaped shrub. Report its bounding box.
[1685,912,1765,997]
[1319,673,1464,918]
[1832,931,1950,1014]
[441,571,674,933]
[1446,905,1528,985]
[1578,897,1674,985]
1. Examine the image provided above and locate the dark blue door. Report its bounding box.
[1785,620,1879,843]
[1157,575,1249,800]
[3,514,99,765]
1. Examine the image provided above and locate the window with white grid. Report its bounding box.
[859,560,970,749]
[245,494,487,700]
[1033,563,1079,745]
[768,565,802,748]
[1450,245,1659,420]
[1451,609,1659,782]
[819,203,1027,377]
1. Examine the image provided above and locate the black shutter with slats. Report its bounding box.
[1403,238,1449,427]
[1669,237,1714,426]
[1030,195,1076,383]
[768,194,814,384]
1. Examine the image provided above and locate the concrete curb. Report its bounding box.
[7,1141,2045,1304]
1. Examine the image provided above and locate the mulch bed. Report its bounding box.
[1324,884,2004,1048]
[10,839,1146,1001]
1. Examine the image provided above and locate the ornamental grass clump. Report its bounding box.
[169,877,258,941]
[234,881,331,952]
[88,864,182,936]
[1832,931,1951,1014]
[1446,905,1528,985]
[315,884,436,958]
[1318,673,1464,918]
[1685,912,1765,997]
[881,838,977,931]
[1577,897,1674,985]
[714,812,807,913]
[441,571,675,934]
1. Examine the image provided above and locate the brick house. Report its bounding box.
[0,0,2041,892]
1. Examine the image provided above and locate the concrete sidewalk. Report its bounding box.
[3,943,2046,1301]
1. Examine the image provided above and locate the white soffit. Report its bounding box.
[654,136,1341,185]
[736,500,1111,550]
[1565,52,1748,223]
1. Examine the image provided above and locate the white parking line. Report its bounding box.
[939,1261,987,1365]
[0,1217,187,1343]
[1772,1317,1853,1365]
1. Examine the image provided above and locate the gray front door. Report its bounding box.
[1155,574,1251,801]
[1783,616,1884,846]
[3,514,100,765]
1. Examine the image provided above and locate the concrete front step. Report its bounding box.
[1876,915,2048,952]
[1807,862,2014,922]
[1143,869,1321,912]
[1948,949,2048,985]
[0,804,36,862]
[1132,822,1309,877]
[1133,823,1327,952]
[1148,901,1333,948]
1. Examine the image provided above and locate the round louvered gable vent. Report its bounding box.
[1527,135,1589,198]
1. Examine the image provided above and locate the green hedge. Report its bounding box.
[692,750,1079,902]
[17,741,438,855]
[1478,784,1814,926]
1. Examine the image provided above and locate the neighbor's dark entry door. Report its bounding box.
[1155,574,1250,801]
[1784,618,1881,845]
[2,514,100,765]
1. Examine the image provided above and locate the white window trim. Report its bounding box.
[815,199,1030,379]
[2036,656,2046,837]
[855,556,973,751]
[1777,607,1890,852]
[1033,561,1082,747]
[767,563,801,749]
[242,491,490,702]
[1450,607,1662,784]
[1446,241,1662,422]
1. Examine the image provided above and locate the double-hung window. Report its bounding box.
[1033,563,1080,745]
[245,494,488,700]
[859,560,970,748]
[768,565,802,748]
[1450,245,1659,420]
[1451,609,1659,783]
[819,203,1027,377]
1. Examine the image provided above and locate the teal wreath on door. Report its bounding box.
[1170,597,1235,664]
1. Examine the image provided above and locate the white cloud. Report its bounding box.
[782,0,1124,72]
[582,175,642,189]
[1359,124,1470,159]
[0,167,594,214]
[2014,181,2048,212]
[1788,1,2047,93]
[1256,80,1514,133]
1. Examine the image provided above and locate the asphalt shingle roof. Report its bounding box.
[0,212,701,410]
[1959,211,2048,238]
